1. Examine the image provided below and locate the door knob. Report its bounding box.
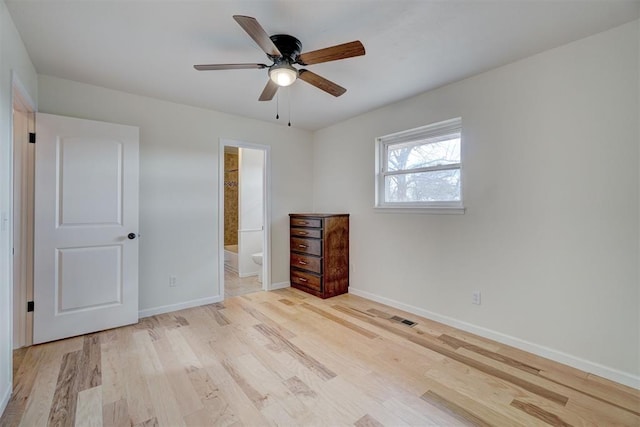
[128,233,137,240]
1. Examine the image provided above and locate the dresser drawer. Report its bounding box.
[290,227,322,239]
[290,237,321,256]
[291,270,322,292]
[290,253,321,274]
[290,217,321,228]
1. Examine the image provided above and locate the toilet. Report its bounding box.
[251,252,263,283]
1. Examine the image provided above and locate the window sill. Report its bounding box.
[374,206,466,215]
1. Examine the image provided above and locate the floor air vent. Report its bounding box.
[390,315,417,327]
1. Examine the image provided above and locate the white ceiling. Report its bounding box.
[6,0,639,130]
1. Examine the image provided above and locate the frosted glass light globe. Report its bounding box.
[269,64,297,87]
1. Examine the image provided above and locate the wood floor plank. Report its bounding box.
[117,327,155,425]
[178,306,225,337]
[565,391,640,426]
[204,304,231,326]
[182,403,237,427]
[12,347,28,380]
[220,358,269,409]
[78,334,102,392]
[507,395,598,427]
[48,350,82,427]
[185,365,240,427]
[354,413,386,427]
[235,297,296,339]
[152,332,203,417]
[421,389,496,427]
[133,416,159,427]
[100,339,125,406]
[438,333,541,375]
[132,330,186,427]
[293,372,369,425]
[254,323,337,380]
[283,376,317,398]
[380,395,460,426]
[75,386,103,427]
[299,302,379,339]
[288,330,373,381]
[102,398,130,427]
[510,399,572,427]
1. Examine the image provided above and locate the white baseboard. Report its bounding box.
[349,287,640,390]
[0,382,11,419]
[139,295,223,318]
[138,283,291,319]
[238,272,258,279]
[269,281,290,291]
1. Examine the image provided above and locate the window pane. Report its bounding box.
[387,134,460,172]
[385,169,460,202]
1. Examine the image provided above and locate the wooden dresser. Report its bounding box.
[289,213,349,298]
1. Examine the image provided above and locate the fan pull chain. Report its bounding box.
[288,88,291,127]
[276,92,279,120]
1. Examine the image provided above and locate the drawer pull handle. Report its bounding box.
[298,221,308,225]
[297,231,308,235]
[298,260,308,265]
[298,277,308,282]
[298,244,307,248]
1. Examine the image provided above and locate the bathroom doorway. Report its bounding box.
[219,140,270,298]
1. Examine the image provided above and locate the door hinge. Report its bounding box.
[27,301,34,312]
[29,132,36,144]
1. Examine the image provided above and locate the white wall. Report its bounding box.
[238,147,264,277]
[0,0,37,414]
[37,75,313,313]
[312,21,640,386]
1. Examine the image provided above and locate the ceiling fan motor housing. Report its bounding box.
[269,34,302,62]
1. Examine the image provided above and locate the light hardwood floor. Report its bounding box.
[1,288,639,426]
[224,268,262,298]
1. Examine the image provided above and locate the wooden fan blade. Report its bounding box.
[194,63,267,71]
[297,41,365,65]
[259,79,279,101]
[298,69,346,97]
[233,15,282,57]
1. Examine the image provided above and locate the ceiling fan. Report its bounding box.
[194,15,365,101]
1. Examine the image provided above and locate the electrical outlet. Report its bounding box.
[169,275,177,287]
[472,291,481,305]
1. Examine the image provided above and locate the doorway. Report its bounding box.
[219,140,270,298]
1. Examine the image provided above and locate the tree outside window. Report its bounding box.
[376,118,462,209]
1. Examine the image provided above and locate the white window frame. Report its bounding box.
[375,117,465,214]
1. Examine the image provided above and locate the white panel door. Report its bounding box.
[34,113,139,344]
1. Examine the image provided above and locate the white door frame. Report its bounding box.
[11,72,36,349]
[218,139,271,297]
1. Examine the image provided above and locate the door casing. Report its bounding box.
[11,74,36,349]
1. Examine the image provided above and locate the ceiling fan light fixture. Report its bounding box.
[269,63,298,87]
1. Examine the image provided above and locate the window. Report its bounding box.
[375,118,463,212]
